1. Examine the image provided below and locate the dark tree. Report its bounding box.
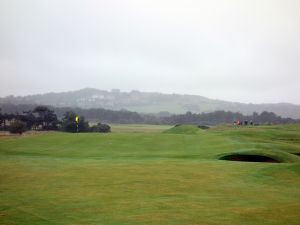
[0,109,3,130]
[9,121,27,134]
[19,111,36,130]
[61,111,89,132]
[90,123,111,133]
[33,106,58,130]
[1,113,14,130]
[77,116,89,132]
[61,111,77,132]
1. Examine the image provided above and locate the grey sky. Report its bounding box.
[1,0,300,104]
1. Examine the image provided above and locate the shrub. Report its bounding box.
[9,121,27,134]
[61,111,89,132]
[90,123,111,133]
[198,125,210,129]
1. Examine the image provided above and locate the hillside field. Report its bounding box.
[0,124,300,225]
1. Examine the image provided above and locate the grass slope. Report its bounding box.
[0,124,300,225]
[163,125,201,135]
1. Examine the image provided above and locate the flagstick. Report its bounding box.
[75,116,79,134]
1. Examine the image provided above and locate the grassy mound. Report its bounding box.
[163,125,201,134]
[219,149,300,163]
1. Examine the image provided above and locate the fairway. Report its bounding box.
[0,125,300,225]
[109,124,173,133]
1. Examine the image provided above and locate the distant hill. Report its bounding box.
[1,88,300,119]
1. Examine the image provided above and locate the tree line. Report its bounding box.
[161,111,298,125]
[0,106,111,134]
[0,103,299,134]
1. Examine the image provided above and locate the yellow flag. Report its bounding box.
[75,116,79,123]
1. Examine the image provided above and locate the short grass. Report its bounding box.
[0,124,300,225]
[163,125,202,135]
[110,124,172,133]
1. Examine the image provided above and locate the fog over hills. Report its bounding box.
[1,88,300,119]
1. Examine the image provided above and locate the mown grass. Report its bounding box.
[163,125,202,135]
[0,124,300,225]
[110,124,172,133]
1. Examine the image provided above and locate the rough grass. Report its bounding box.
[0,124,300,225]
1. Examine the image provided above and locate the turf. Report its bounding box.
[110,124,173,133]
[163,125,202,134]
[0,124,300,225]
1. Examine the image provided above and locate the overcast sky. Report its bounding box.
[0,0,300,104]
